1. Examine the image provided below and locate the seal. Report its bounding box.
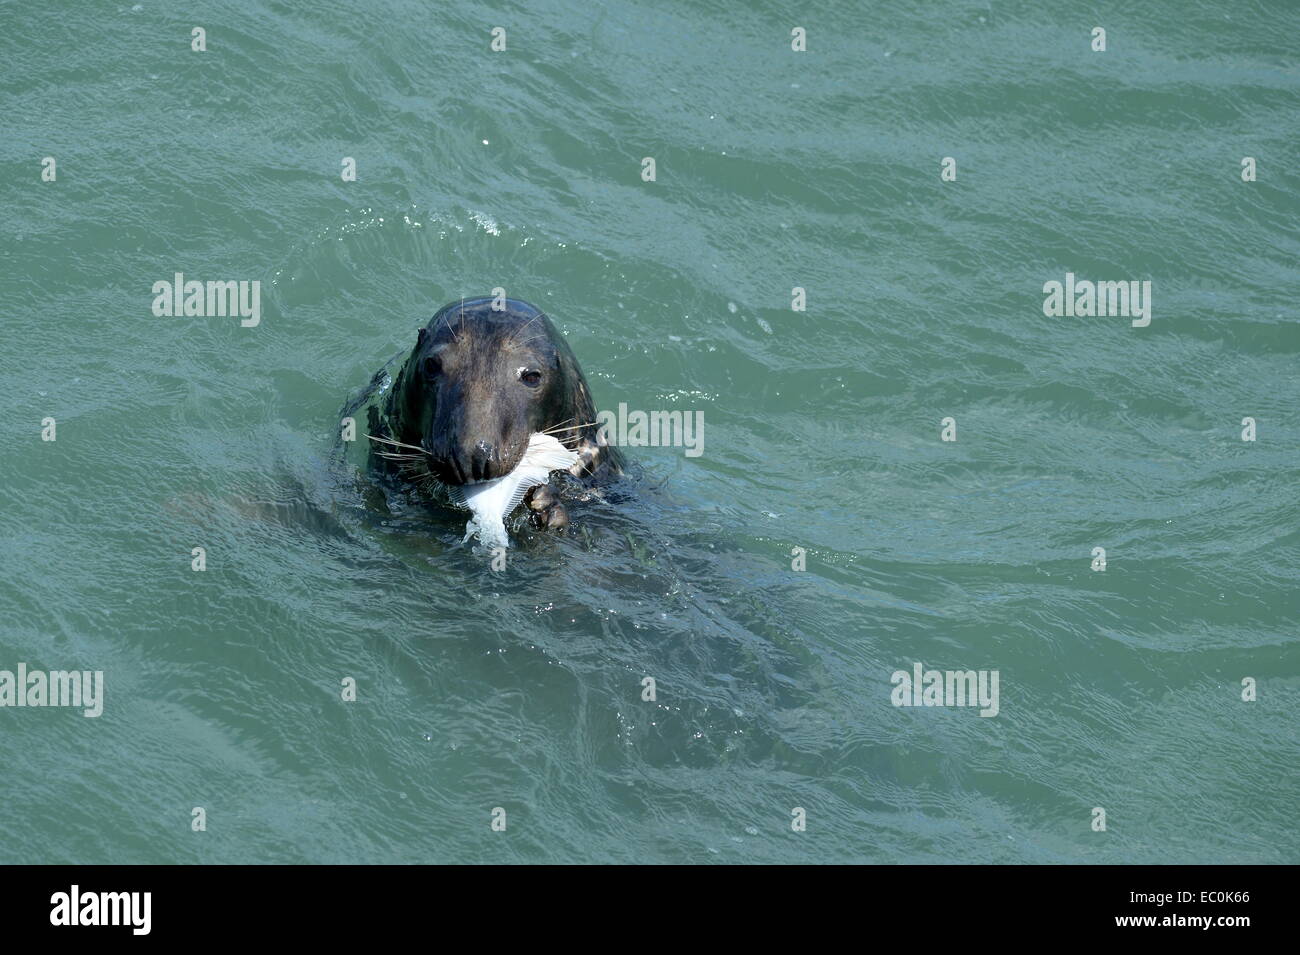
[365,297,623,531]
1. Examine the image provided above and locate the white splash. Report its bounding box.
[447,433,578,549]
[469,211,501,236]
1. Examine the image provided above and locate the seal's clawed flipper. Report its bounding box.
[525,483,568,530]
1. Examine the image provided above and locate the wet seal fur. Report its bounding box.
[365,297,623,531]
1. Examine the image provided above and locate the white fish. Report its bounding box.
[447,433,578,548]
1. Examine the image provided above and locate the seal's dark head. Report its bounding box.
[383,297,603,486]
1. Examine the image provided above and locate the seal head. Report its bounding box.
[377,297,621,495]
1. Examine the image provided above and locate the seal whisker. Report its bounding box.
[539,416,575,440]
[366,433,427,453]
[397,459,435,482]
[375,451,425,461]
[440,307,462,344]
[511,314,542,345]
[541,421,597,435]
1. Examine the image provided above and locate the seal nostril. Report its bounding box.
[471,440,495,481]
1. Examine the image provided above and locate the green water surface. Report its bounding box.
[1,0,1297,863]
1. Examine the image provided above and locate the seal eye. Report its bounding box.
[521,369,542,387]
[423,356,441,377]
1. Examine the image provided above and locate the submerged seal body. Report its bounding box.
[366,297,623,530]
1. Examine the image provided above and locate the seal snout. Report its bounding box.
[427,437,522,485]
